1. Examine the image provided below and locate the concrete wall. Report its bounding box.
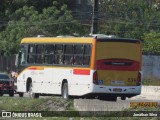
[142,55,160,79]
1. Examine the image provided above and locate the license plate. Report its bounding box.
[113,88,122,92]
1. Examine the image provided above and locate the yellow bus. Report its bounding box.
[15,35,142,101]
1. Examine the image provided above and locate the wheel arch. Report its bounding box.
[26,77,32,92]
[61,79,68,94]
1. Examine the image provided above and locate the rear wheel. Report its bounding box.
[121,96,126,100]
[19,92,24,97]
[99,95,117,101]
[108,96,117,101]
[62,83,69,99]
[29,83,39,99]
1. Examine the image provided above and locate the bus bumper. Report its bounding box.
[92,84,142,95]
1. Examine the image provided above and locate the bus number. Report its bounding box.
[128,78,136,82]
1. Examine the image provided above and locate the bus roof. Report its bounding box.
[97,38,141,43]
[20,37,141,44]
[21,37,95,44]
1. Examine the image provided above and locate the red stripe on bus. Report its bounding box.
[97,59,140,71]
[73,69,90,75]
[28,68,44,70]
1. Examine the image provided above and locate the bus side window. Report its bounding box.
[64,45,73,65]
[54,44,63,64]
[27,44,35,64]
[83,45,91,65]
[35,45,44,64]
[44,45,54,64]
[74,45,83,65]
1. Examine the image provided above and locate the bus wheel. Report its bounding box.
[109,96,117,101]
[121,96,126,100]
[9,91,14,97]
[19,92,24,97]
[0,93,3,96]
[100,96,117,101]
[29,83,39,99]
[62,82,69,100]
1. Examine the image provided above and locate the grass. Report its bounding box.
[0,96,74,111]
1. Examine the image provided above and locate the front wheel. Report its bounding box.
[9,91,14,97]
[0,93,3,96]
[29,83,39,99]
[62,83,69,100]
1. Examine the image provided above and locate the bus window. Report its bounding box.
[74,55,83,65]
[54,44,63,64]
[28,44,35,54]
[64,45,73,65]
[83,45,91,65]
[74,45,84,65]
[84,45,91,55]
[44,45,54,64]
[74,45,83,54]
[19,45,27,65]
[35,45,44,64]
[27,44,35,64]
[36,45,44,54]
[45,45,54,54]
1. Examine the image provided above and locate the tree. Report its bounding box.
[98,0,160,39]
[0,1,86,55]
[142,32,160,55]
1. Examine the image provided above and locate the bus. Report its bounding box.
[15,35,142,101]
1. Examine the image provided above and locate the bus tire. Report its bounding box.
[19,92,24,97]
[9,91,14,97]
[62,82,69,100]
[100,95,117,101]
[121,96,126,100]
[29,83,39,99]
[109,96,117,101]
[0,93,3,96]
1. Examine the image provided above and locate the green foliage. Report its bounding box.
[99,0,160,39]
[0,0,160,55]
[0,1,86,55]
[143,32,160,55]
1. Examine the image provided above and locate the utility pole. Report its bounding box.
[91,0,99,35]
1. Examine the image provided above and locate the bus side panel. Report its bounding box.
[33,68,53,94]
[69,69,94,96]
[17,68,34,92]
[33,67,72,95]
[52,68,72,95]
[17,72,27,92]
